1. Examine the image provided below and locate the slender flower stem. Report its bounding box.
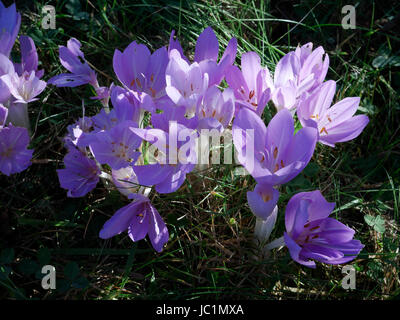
[253,205,278,257]
[6,102,31,133]
[264,236,285,251]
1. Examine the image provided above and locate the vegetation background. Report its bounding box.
[0,0,399,300]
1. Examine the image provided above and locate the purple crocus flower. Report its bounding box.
[284,190,364,268]
[165,49,209,118]
[169,27,237,87]
[0,1,21,57]
[99,193,169,252]
[196,85,235,132]
[14,35,44,78]
[57,147,100,197]
[268,43,329,111]
[0,53,45,129]
[113,40,169,105]
[1,70,46,104]
[233,108,317,186]
[48,38,97,87]
[297,80,369,147]
[90,85,110,102]
[225,51,271,116]
[151,99,198,132]
[64,116,93,150]
[0,123,33,176]
[89,120,141,170]
[131,122,198,194]
[85,86,141,135]
[194,27,237,86]
[110,86,142,125]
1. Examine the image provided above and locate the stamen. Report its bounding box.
[281,160,285,168]
[262,193,271,202]
[136,78,142,88]
[273,147,278,159]
[309,226,320,231]
[274,164,279,172]
[320,127,328,135]
[249,90,255,99]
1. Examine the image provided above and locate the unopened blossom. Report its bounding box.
[0,123,33,176]
[297,80,369,147]
[247,183,279,220]
[48,38,97,87]
[0,1,20,57]
[233,108,317,186]
[225,51,271,116]
[111,166,140,197]
[14,35,44,78]
[99,193,169,252]
[57,147,100,197]
[284,190,364,268]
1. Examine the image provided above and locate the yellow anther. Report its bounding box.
[262,193,271,202]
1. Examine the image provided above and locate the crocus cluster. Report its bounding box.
[232,44,368,267]
[51,26,368,267]
[0,1,46,176]
[51,27,237,252]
